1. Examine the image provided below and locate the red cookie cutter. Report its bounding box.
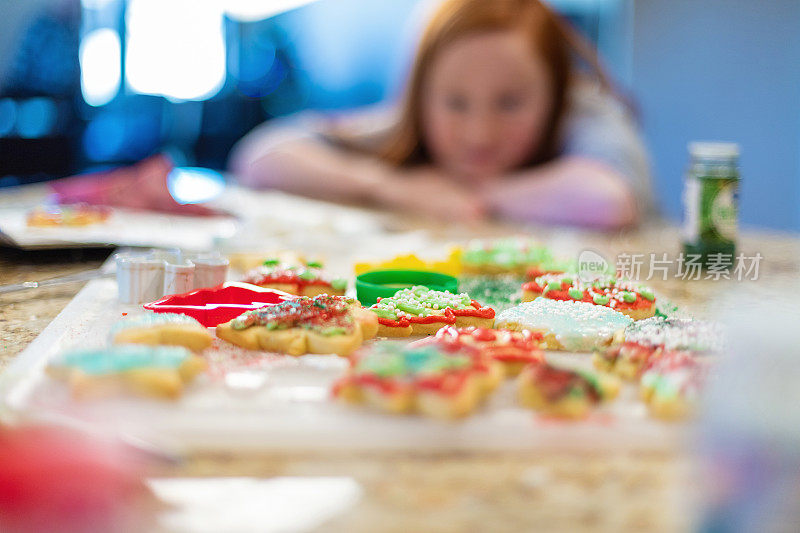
[143,282,296,327]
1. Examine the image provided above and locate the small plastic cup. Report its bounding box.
[189,253,229,289]
[114,251,164,304]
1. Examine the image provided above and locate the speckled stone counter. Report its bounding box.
[0,247,110,369]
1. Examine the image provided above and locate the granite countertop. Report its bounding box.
[1,223,797,532]
[0,247,110,368]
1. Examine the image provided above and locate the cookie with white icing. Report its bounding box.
[496,299,632,352]
[593,317,722,379]
[623,317,723,353]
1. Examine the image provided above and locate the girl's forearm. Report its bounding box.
[231,135,390,203]
[486,156,639,229]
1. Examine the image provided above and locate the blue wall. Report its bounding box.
[631,0,800,231]
[277,0,425,109]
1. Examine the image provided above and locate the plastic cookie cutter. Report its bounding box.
[142,282,295,327]
[115,248,229,304]
[355,269,459,307]
[353,251,462,277]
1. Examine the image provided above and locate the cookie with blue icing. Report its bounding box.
[110,312,212,352]
[49,344,206,399]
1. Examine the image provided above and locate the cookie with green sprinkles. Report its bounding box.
[457,237,558,275]
[521,274,656,320]
[241,258,347,297]
[458,275,524,313]
[368,285,495,337]
[215,294,377,356]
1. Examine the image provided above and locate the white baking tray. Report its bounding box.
[0,185,387,251]
[0,276,688,453]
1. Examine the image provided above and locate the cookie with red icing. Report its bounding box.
[333,342,501,418]
[215,294,377,356]
[593,341,660,380]
[241,259,347,297]
[368,286,495,337]
[640,350,707,420]
[522,274,656,321]
[414,325,545,376]
[517,363,620,419]
[593,317,723,379]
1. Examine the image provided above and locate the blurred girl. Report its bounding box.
[230,0,651,229]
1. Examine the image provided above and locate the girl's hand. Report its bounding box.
[480,156,638,229]
[50,155,225,217]
[373,166,487,222]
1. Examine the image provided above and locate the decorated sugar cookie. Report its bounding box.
[593,341,658,380]
[594,317,723,379]
[522,274,656,320]
[457,237,567,276]
[241,259,347,297]
[215,294,377,356]
[517,363,620,419]
[48,345,206,400]
[333,342,502,418]
[367,286,495,337]
[622,317,723,353]
[110,312,212,352]
[640,350,707,420]
[414,325,545,376]
[495,298,632,352]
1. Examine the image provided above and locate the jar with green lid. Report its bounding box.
[682,142,740,266]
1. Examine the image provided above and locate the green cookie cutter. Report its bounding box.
[355,270,459,306]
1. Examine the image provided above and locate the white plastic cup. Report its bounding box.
[115,252,165,304]
[163,260,195,296]
[190,254,229,289]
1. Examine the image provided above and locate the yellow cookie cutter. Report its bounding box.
[354,250,462,277]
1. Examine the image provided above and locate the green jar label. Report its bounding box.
[710,184,737,241]
[683,176,738,247]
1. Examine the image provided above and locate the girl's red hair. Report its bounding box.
[381,0,617,167]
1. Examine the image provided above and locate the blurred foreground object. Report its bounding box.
[700,294,800,531]
[0,425,157,533]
